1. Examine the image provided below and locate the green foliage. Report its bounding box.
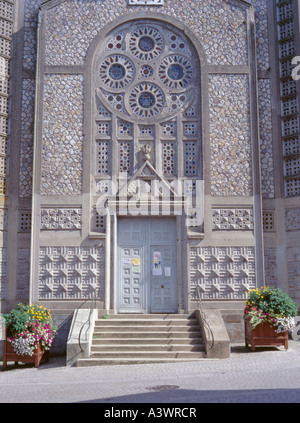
[246,286,298,318]
[3,303,54,338]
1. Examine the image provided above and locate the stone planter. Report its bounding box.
[245,320,288,351]
[2,340,44,371]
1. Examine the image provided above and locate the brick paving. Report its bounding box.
[0,341,300,403]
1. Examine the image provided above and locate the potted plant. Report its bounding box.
[2,303,57,370]
[244,286,298,351]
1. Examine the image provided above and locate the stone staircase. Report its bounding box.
[76,313,206,367]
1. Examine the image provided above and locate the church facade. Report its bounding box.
[0,0,300,331]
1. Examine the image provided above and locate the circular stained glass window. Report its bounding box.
[167,64,184,80]
[158,55,193,89]
[138,36,155,52]
[129,83,164,118]
[129,27,163,61]
[99,55,134,90]
[109,63,126,80]
[138,92,155,108]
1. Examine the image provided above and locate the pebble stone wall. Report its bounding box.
[44,0,248,67]
[41,74,84,196]
[209,74,252,196]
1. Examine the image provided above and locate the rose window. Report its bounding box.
[158,55,193,89]
[129,83,164,118]
[99,55,134,90]
[129,27,163,61]
[94,20,200,181]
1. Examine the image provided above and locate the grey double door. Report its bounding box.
[118,217,177,313]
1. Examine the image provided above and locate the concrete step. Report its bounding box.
[76,313,205,367]
[93,325,201,332]
[89,351,205,359]
[93,331,202,339]
[91,344,205,352]
[76,357,206,367]
[95,319,199,327]
[98,314,194,319]
[92,338,202,345]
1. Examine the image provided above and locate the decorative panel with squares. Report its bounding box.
[118,120,132,136]
[119,142,132,174]
[263,211,275,232]
[276,0,300,197]
[162,121,175,136]
[39,246,105,300]
[184,122,196,136]
[190,246,256,300]
[162,142,175,175]
[184,142,197,176]
[97,122,110,135]
[97,141,110,175]
[19,212,32,232]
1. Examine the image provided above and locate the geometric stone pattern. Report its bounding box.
[39,246,105,300]
[40,208,82,230]
[0,0,14,200]
[275,0,300,198]
[212,208,253,230]
[263,211,275,232]
[190,246,256,300]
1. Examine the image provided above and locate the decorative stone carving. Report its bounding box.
[40,208,82,230]
[212,208,254,230]
[39,246,105,299]
[190,246,256,299]
[141,144,152,161]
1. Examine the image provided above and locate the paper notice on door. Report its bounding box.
[153,251,162,276]
[164,267,171,277]
[122,258,131,266]
[132,265,140,274]
[131,258,141,266]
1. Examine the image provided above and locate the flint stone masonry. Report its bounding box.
[209,75,252,196]
[19,79,35,198]
[41,75,84,196]
[44,0,248,67]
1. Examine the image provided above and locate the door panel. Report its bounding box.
[118,217,177,313]
[119,246,145,313]
[150,245,177,312]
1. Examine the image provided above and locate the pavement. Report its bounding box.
[0,342,300,405]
